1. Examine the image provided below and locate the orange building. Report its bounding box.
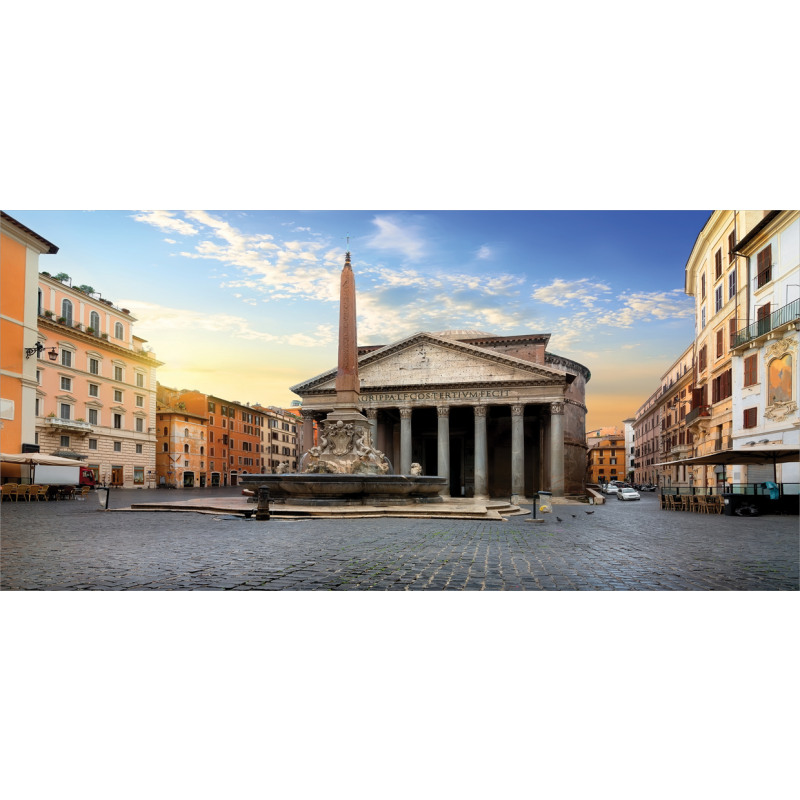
[164,389,266,486]
[586,430,625,485]
[1,213,59,481]
[155,386,208,488]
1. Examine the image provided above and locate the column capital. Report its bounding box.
[550,401,565,415]
[365,408,378,420]
[474,405,487,418]
[399,406,413,419]
[511,404,525,417]
[436,405,449,417]
[300,409,316,419]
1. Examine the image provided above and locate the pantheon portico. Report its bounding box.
[291,330,590,500]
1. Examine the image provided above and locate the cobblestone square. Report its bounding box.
[1,489,797,590]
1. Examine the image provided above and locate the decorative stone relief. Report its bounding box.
[436,406,449,417]
[550,402,565,415]
[764,400,798,422]
[511,404,524,416]
[764,336,798,361]
[302,418,390,475]
[474,405,487,417]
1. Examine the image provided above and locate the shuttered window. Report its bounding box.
[743,407,757,428]
[728,231,736,262]
[716,328,724,358]
[756,244,772,288]
[714,248,722,279]
[743,354,758,386]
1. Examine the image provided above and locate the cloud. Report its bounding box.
[131,211,199,236]
[476,245,492,260]
[531,278,612,308]
[164,238,177,244]
[117,300,335,347]
[365,215,426,260]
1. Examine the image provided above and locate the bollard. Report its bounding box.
[255,486,271,521]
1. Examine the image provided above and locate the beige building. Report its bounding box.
[655,343,695,489]
[291,330,590,499]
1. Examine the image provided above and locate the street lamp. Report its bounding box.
[25,341,58,360]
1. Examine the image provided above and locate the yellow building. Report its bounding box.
[586,430,625,485]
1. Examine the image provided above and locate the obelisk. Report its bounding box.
[335,251,360,409]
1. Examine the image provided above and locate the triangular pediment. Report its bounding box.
[292,332,567,395]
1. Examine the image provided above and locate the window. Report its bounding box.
[133,466,144,485]
[89,357,99,375]
[114,389,123,402]
[60,376,72,391]
[728,231,736,262]
[61,299,73,325]
[184,428,189,437]
[135,417,144,433]
[701,306,706,328]
[728,268,737,300]
[136,443,143,454]
[89,439,98,450]
[60,403,71,420]
[88,408,98,425]
[715,329,724,359]
[729,318,737,349]
[61,349,72,367]
[698,345,707,372]
[88,383,99,397]
[163,443,168,452]
[114,441,122,452]
[113,413,122,429]
[136,373,144,387]
[714,248,722,280]
[756,244,772,288]
[757,303,771,336]
[700,273,706,299]
[711,370,732,403]
[35,398,40,416]
[714,285,723,313]
[743,354,758,386]
[60,435,70,448]
[90,311,100,332]
[208,401,216,412]
[184,444,190,453]
[768,354,792,404]
[114,322,124,339]
[114,365,123,381]
[743,407,757,428]
[36,369,42,384]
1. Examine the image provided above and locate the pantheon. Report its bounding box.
[291,330,590,500]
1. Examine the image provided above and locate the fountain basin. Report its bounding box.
[240,473,446,506]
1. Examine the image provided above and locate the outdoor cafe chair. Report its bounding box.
[1,483,19,502]
[30,484,49,501]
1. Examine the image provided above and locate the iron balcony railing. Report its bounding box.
[685,405,711,425]
[733,298,800,348]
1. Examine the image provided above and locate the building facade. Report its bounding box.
[0,213,59,480]
[632,388,662,487]
[586,431,625,486]
[33,273,162,487]
[291,330,590,499]
[155,387,208,488]
[729,210,800,486]
[656,343,695,489]
[252,404,301,473]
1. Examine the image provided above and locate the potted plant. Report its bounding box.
[73,323,83,331]
[57,316,66,324]
[87,326,95,335]
[41,271,51,277]
[101,332,109,339]
[43,310,54,318]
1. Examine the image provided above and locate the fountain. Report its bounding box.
[240,252,446,506]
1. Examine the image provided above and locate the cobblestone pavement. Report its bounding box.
[1,489,798,590]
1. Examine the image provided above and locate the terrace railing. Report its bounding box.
[733,298,800,348]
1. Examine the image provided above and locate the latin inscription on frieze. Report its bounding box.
[360,388,512,404]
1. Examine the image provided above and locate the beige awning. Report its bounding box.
[654,443,799,468]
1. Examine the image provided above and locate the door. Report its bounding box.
[111,466,124,486]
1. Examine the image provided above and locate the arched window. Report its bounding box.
[163,427,168,436]
[184,444,190,454]
[184,428,189,438]
[90,311,100,332]
[61,299,73,325]
[200,446,205,455]
[769,354,793,404]
[114,322,124,339]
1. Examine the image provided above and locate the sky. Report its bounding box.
[9,209,710,430]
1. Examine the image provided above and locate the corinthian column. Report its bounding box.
[366,408,378,448]
[473,405,488,499]
[400,407,413,474]
[549,401,565,496]
[437,405,450,496]
[511,404,525,501]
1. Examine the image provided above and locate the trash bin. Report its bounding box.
[722,493,737,516]
[537,491,552,514]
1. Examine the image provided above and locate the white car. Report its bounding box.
[616,487,641,501]
[604,483,620,494]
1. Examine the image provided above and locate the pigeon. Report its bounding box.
[556,516,563,522]
[585,510,595,514]
[571,514,577,518]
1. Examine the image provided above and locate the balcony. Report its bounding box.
[733,298,800,348]
[43,417,93,433]
[685,405,711,425]
[713,436,732,452]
